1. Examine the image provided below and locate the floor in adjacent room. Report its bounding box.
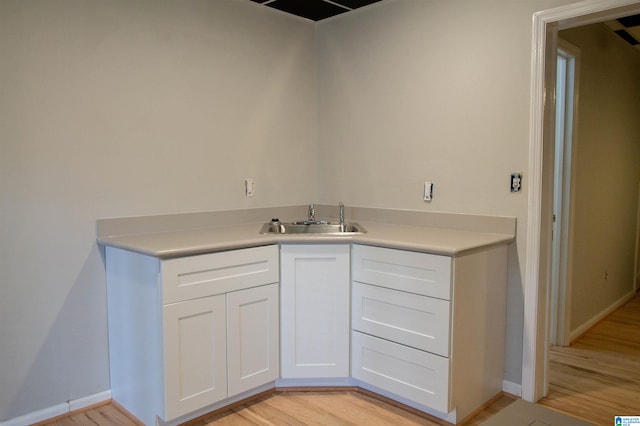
[538,291,640,425]
[36,292,639,426]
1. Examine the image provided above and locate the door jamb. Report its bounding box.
[523,0,640,402]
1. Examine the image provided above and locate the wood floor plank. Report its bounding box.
[340,391,441,425]
[233,397,301,426]
[290,391,429,426]
[263,392,358,425]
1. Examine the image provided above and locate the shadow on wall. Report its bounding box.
[505,242,524,385]
[5,244,110,421]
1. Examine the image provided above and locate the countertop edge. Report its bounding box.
[97,221,515,259]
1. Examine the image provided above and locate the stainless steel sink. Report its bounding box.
[260,221,366,235]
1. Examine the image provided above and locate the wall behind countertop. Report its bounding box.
[0,0,316,421]
[316,0,577,385]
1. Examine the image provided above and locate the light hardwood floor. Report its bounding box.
[36,391,517,426]
[539,292,640,425]
[37,292,639,426]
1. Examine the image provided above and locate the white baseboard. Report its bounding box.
[68,390,112,412]
[0,390,111,426]
[570,290,636,342]
[502,380,522,397]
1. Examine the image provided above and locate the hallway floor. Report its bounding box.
[539,292,640,425]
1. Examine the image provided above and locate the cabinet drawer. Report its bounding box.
[352,245,452,300]
[352,282,450,357]
[352,331,450,413]
[162,245,279,304]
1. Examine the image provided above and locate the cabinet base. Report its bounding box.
[125,381,504,426]
[157,382,275,426]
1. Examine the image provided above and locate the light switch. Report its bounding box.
[245,178,255,197]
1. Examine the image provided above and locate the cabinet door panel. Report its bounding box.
[163,295,227,420]
[162,245,279,304]
[280,245,350,378]
[352,245,451,300]
[227,283,279,397]
[352,282,451,357]
[352,331,450,413]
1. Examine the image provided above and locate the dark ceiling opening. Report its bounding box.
[249,0,383,21]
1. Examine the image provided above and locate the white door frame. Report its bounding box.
[523,0,640,402]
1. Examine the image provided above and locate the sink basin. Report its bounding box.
[260,221,366,235]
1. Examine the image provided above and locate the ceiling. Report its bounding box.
[248,0,383,21]
[246,1,640,54]
[604,14,640,54]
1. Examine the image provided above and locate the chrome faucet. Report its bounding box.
[339,202,345,226]
[308,203,316,222]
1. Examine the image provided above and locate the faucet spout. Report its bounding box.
[339,202,345,226]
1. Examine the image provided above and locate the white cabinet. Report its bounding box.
[351,244,508,423]
[280,244,350,379]
[106,245,279,425]
[227,283,279,397]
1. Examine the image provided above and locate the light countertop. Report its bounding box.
[98,220,514,259]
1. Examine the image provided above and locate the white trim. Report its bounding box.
[635,181,640,292]
[502,380,522,398]
[0,390,111,426]
[68,390,112,412]
[524,0,640,403]
[550,38,581,348]
[569,291,636,342]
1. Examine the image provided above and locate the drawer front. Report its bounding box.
[352,331,450,413]
[352,245,452,300]
[352,282,451,357]
[162,245,279,304]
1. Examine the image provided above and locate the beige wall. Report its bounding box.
[559,24,640,333]
[2,0,600,421]
[316,0,575,385]
[0,0,316,420]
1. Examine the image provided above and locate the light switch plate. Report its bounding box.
[423,181,433,201]
[245,178,255,196]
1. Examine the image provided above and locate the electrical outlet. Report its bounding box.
[423,181,434,201]
[245,178,255,197]
[510,173,522,193]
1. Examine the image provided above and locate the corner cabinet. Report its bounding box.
[105,245,279,426]
[279,244,350,379]
[350,244,508,423]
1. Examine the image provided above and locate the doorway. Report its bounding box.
[523,0,640,403]
[549,40,579,348]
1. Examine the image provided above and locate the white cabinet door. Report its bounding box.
[227,283,280,397]
[280,244,350,378]
[163,295,228,420]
